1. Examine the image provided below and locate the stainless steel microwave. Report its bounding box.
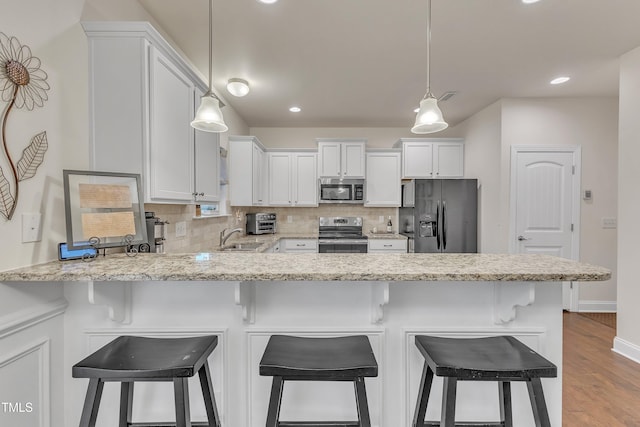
[319,178,365,204]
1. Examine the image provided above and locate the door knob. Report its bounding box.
[517,235,530,241]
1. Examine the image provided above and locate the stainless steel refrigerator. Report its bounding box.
[401,179,477,253]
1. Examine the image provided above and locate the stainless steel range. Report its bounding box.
[318,217,368,253]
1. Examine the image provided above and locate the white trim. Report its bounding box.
[0,298,67,339]
[613,337,640,365]
[402,327,548,427]
[509,145,582,311]
[0,337,51,427]
[83,328,228,425]
[577,300,617,312]
[245,327,385,427]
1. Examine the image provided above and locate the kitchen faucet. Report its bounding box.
[220,228,243,247]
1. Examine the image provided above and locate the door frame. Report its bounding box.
[509,145,582,311]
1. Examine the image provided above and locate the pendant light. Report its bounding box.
[191,0,228,133]
[412,0,448,134]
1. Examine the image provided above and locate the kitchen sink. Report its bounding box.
[221,242,264,251]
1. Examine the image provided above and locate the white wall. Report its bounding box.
[615,46,640,362]
[453,101,503,253]
[500,98,619,305]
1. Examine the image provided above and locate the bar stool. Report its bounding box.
[72,335,221,427]
[259,335,378,427]
[413,335,557,427]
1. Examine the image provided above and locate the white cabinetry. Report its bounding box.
[317,139,366,178]
[229,136,267,206]
[394,138,464,178]
[365,151,401,207]
[268,152,318,206]
[281,239,318,253]
[193,100,220,203]
[84,22,219,204]
[368,239,407,253]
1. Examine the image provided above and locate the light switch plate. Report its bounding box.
[175,221,187,237]
[22,213,42,243]
[602,217,617,229]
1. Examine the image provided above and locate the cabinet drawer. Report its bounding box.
[282,239,318,252]
[368,239,407,252]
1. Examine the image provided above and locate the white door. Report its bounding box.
[317,142,341,178]
[341,142,366,178]
[510,146,581,310]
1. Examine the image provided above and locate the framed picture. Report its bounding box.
[63,170,148,250]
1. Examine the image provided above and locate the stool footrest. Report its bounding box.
[421,422,507,426]
[128,422,211,427]
[278,423,361,427]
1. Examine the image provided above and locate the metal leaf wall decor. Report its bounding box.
[0,32,50,220]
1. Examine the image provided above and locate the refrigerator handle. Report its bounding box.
[435,200,441,250]
[442,200,447,250]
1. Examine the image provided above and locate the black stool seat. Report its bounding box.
[415,335,557,380]
[260,335,378,379]
[260,335,378,427]
[73,335,221,427]
[413,335,557,427]
[73,335,218,379]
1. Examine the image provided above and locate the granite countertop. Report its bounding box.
[0,253,610,283]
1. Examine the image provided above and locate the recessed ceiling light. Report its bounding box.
[226,78,250,97]
[550,76,570,85]
[257,0,278,4]
[414,108,420,113]
[289,106,301,113]
[522,0,541,4]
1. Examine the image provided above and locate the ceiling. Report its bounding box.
[138,0,640,129]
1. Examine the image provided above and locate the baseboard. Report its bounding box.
[613,336,640,365]
[577,300,617,312]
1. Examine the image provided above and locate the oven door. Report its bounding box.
[319,184,353,203]
[318,239,368,253]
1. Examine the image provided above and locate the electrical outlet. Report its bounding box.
[22,213,42,243]
[175,221,187,237]
[379,216,384,223]
[287,215,293,223]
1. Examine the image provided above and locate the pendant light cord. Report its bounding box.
[425,0,432,98]
[207,0,213,95]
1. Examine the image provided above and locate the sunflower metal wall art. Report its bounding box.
[0,32,50,221]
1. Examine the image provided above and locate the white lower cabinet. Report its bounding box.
[280,239,318,253]
[365,151,401,207]
[368,239,407,253]
[267,152,318,207]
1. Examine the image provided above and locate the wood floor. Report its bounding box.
[563,312,640,426]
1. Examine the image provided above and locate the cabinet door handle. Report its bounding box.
[296,243,305,247]
[383,244,392,247]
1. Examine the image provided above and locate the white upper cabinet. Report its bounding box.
[317,139,366,178]
[268,151,318,207]
[148,47,195,201]
[84,22,219,204]
[394,138,464,178]
[229,136,267,206]
[193,91,220,203]
[365,151,401,207]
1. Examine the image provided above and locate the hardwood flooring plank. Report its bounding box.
[563,312,640,426]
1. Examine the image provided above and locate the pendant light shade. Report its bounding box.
[191,93,228,132]
[191,0,227,133]
[411,0,448,134]
[412,95,448,133]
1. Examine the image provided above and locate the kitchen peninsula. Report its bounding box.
[0,253,609,427]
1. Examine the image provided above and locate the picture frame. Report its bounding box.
[63,170,148,250]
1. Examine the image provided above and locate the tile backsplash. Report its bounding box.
[146,203,398,253]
